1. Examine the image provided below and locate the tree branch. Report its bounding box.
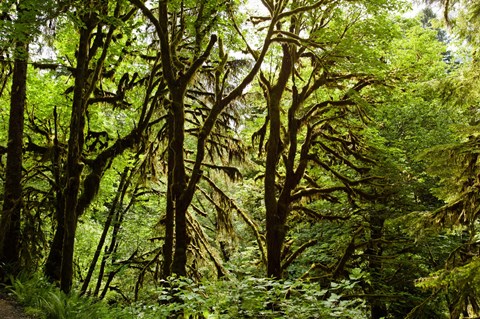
[282,239,317,270]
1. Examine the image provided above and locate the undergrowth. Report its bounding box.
[5,275,128,319]
[4,274,367,318]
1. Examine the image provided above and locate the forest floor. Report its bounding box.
[0,295,32,319]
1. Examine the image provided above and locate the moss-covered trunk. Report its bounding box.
[170,89,188,276]
[0,32,28,272]
[265,44,292,279]
[59,22,92,293]
[162,112,175,278]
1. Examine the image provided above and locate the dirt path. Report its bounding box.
[0,298,32,319]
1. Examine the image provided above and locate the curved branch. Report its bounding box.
[282,239,317,270]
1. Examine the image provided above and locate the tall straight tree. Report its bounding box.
[0,0,31,274]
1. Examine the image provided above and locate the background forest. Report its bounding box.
[0,0,479,318]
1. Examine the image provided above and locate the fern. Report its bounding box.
[7,275,128,319]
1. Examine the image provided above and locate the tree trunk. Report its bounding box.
[266,206,288,279]
[59,23,91,293]
[0,36,28,272]
[44,208,64,282]
[265,45,292,279]
[170,93,188,277]
[162,111,175,278]
[45,107,64,282]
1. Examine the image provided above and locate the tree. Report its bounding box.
[0,0,29,274]
[0,0,52,276]
[2,1,479,317]
[251,0,405,279]
[42,0,156,292]
[401,1,480,317]
[130,0,278,277]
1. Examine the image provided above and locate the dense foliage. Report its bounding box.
[0,0,479,318]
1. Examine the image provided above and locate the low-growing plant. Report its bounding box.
[132,276,367,318]
[7,274,129,319]
[5,274,367,318]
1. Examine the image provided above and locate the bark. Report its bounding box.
[162,112,175,278]
[59,21,92,293]
[44,209,64,282]
[45,107,65,282]
[168,88,210,277]
[0,35,28,271]
[265,44,293,279]
[281,239,317,271]
[170,94,189,277]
